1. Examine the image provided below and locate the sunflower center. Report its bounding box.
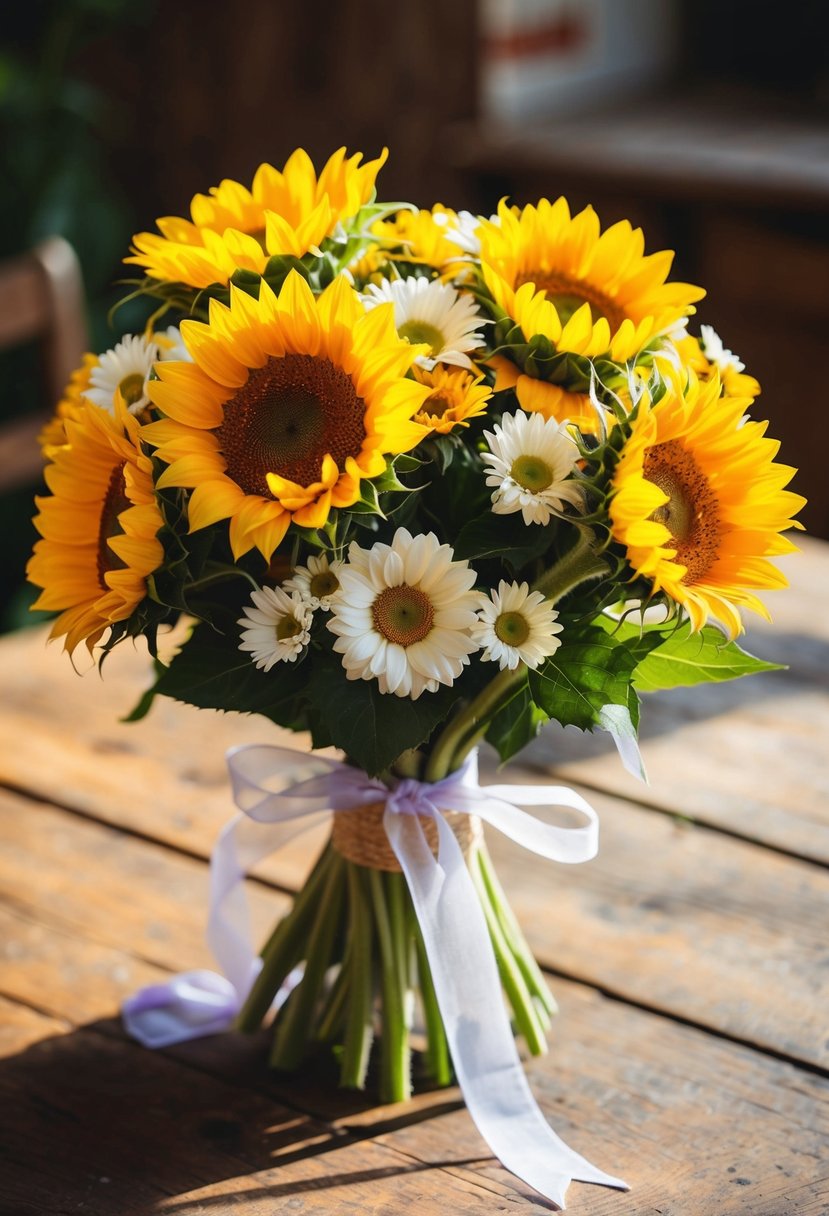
[494,611,530,646]
[398,319,445,355]
[276,615,303,641]
[516,269,625,331]
[511,455,553,492]
[118,373,146,407]
[372,584,435,647]
[217,354,367,496]
[96,461,130,587]
[644,439,722,583]
[424,392,453,419]
[310,570,340,599]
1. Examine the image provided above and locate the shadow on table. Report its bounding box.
[0,1015,483,1216]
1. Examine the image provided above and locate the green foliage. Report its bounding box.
[307,653,467,777]
[631,623,783,692]
[485,677,548,764]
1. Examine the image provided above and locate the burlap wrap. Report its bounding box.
[332,802,483,873]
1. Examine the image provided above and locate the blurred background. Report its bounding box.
[1,0,827,632]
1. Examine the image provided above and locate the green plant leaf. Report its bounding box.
[307,653,462,776]
[135,622,309,728]
[453,511,558,571]
[485,678,548,763]
[528,625,639,732]
[632,624,784,692]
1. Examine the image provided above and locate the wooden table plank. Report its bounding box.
[0,998,515,1216]
[3,779,827,1077]
[2,888,827,1215]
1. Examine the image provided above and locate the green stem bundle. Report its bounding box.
[236,836,554,1103]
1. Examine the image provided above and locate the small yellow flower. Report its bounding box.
[38,353,99,458]
[413,365,492,434]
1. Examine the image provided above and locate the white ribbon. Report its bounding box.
[123,746,627,1208]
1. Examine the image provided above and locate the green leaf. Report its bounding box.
[485,678,548,764]
[529,625,639,732]
[142,623,309,727]
[307,653,462,776]
[632,624,784,693]
[453,510,558,572]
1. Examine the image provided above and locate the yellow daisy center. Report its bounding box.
[276,615,303,641]
[644,439,721,582]
[118,373,146,406]
[511,455,553,492]
[310,569,340,599]
[372,585,434,646]
[494,611,530,646]
[398,319,444,354]
[217,354,367,494]
[96,462,129,586]
[516,269,625,330]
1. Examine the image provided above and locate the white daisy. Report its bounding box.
[238,586,313,670]
[482,410,583,526]
[361,277,488,370]
[327,528,480,699]
[699,324,746,375]
[434,209,491,259]
[283,553,344,611]
[472,581,563,671]
[154,325,193,363]
[86,333,159,415]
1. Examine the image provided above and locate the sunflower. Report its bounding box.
[669,327,761,401]
[126,147,387,289]
[28,402,164,653]
[412,365,492,434]
[489,354,600,434]
[609,371,805,637]
[142,271,430,561]
[373,205,471,278]
[479,197,705,363]
[38,352,99,457]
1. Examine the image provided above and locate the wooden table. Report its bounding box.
[2,539,828,1215]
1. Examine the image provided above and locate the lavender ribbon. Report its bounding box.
[123,746,627,1208]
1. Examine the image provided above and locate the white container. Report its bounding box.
[480,0,679,123]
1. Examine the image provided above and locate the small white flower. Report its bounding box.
[86,333,159,415]
[283,553,344,611]
[154,325,193,364]
[472,581,563,671]
[327,527,480,699]
[238,586,313,670]
[434,208,492,259]
[699,324,746,375]
[361,276,489,370]
[482,410,583,526]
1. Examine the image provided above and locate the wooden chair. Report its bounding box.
[0,236,89,493]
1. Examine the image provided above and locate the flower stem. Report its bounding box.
[340,863,375,1090]
[414,921,452,1086]
[531,532,608,605]
[269,856,346,1069]
[424,665,525,783]
[369,868,411,1102]
[235,843,337,1033]
[470,847,548,1056]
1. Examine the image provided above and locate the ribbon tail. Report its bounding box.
[384,809,628,1210]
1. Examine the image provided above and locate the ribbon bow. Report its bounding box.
[123,746,627,1209]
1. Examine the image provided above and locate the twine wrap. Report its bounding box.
[332,802,483,871]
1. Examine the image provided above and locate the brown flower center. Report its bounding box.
[96,461,129,587]
[310,569,340,599]
[644,440,721,583]
[515,269,625,331]
[372,584,435,647]
[217,354,367,496]
[423,391,453,420]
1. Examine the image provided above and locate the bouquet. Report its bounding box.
[27,146,805,1205]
